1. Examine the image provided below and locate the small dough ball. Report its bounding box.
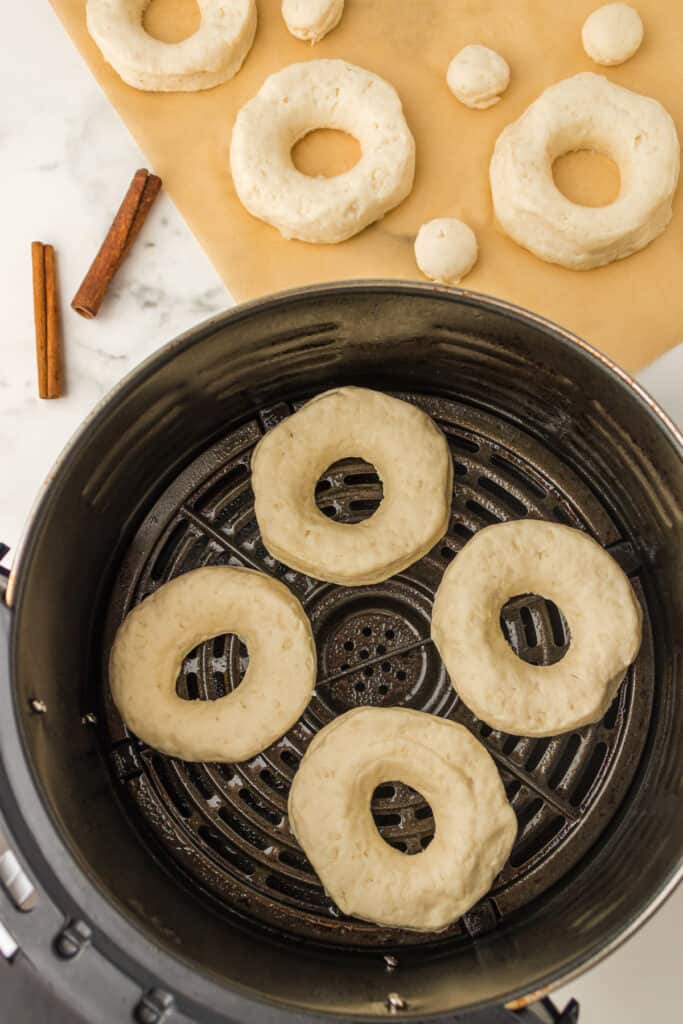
[415,219,478,284]
[582,4,644,66]
[282,0,344,43]
[447,45,510,109]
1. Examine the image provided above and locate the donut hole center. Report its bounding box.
[143,0,201,43]
[500,595,570,666]
[292,130,362,178]
[552,150,621,207]
[316,457,384,522]
[372,782,435,855]
[176,633,249,700]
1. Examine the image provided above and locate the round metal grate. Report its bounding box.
[101,392,653,949]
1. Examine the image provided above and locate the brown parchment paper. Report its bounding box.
[51,0,683,371]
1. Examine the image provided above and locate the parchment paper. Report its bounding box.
[51,0,683,371]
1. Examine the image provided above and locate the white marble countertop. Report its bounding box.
[1,5,681,1021]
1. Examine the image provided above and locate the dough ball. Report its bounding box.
[282,0,344,43]
[414,219,478,284]
[582,4,644,66]
[446,45,510,109]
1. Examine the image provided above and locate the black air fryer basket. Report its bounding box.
[1,283,682,1023]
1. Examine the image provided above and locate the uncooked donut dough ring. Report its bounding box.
[288,707,517,931]
[109,566,316,762]
[432,521,643,737]
[282,0,344,43]
[490,73,680,270]
[86,0,257,92]
[230,60,416,243]
[582,4,644,66]
[251,387,453,585]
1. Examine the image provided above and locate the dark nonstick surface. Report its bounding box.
[102,391,653,950]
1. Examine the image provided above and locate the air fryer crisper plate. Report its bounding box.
[102,391,653,950]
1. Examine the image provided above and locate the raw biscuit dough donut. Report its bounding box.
[288,707,517,931]
[86,0,257,92]
[282,0,344,43]
[109,566,316,762]
[447,45,510,110]
[251,387,453,585]
[230,60,415,243]
[489,73,680,270]
[582,4,644,66]
[432,521,643,737]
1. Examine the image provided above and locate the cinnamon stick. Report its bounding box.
[31,242,48,398]
[71,168,162,319]
[44,245,62,398]
[31,241,62,399]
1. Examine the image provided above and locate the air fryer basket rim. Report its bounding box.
[3,280,683,1022]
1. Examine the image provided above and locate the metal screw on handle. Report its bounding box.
[134,989,175,1024]
[54,919,92,960]
[386,992,407,1013]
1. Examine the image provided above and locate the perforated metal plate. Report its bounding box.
[102,393,653,949]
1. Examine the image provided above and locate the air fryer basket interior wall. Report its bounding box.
[3,283,683,1020]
